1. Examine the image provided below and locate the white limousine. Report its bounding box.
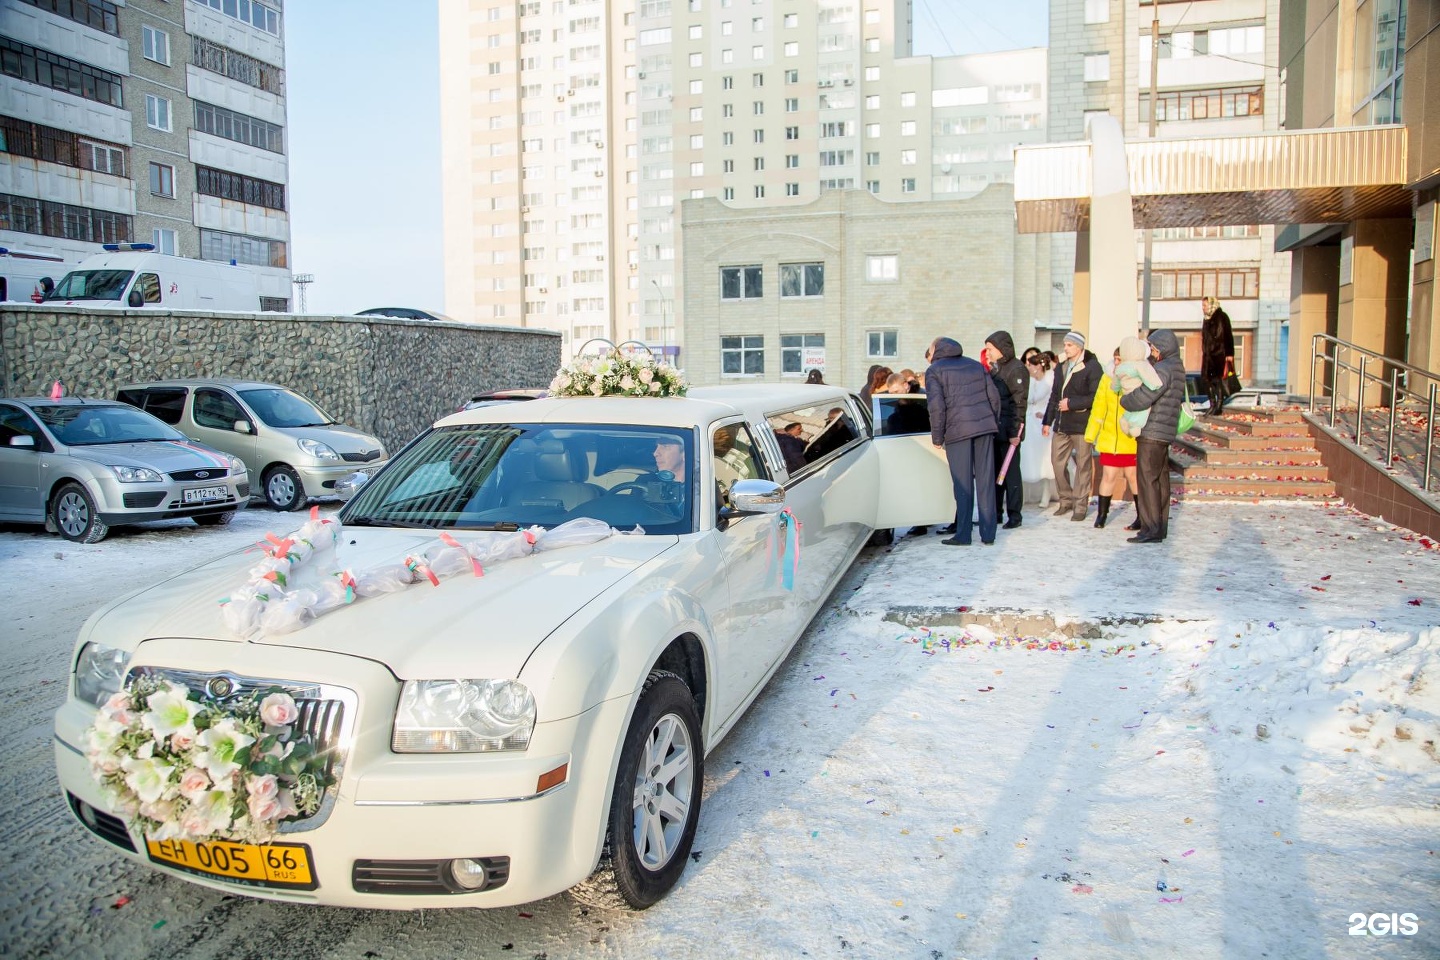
[54,385,953,910]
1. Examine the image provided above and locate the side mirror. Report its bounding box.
[334,471,371,502]
[728,479,785,515]
[233,420,252,434]
[127,289,144,308]
[8,435,36,449]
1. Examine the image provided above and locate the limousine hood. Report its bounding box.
[83,530,677,680]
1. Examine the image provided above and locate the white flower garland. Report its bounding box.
[549,350,687,398]
[219,512,622,639]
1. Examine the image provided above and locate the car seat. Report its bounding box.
[501,440,603,511]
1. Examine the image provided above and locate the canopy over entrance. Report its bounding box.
[1014,126,1411,234]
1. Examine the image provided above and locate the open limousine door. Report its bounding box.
[866,394,956,530]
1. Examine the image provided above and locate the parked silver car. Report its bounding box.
[0,398,249,543]
[115,379,388,511]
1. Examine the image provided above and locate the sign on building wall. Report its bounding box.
[1416,203,1434,264]
[802,348,826,375]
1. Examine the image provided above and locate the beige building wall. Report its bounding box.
[681,185,1044,389]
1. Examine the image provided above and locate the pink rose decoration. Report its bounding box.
[179,768,212,801]
[275,788,299,820]
[246,774,278,801]
[248,793,281,823]
[258,692,299,727]
[170,731,194,752]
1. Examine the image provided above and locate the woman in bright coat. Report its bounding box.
[1084,346,1139,530]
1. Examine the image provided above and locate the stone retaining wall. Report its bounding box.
[0,306,561,452]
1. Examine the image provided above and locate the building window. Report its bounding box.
[723,187,735,200]
[1139,266,1261,300]
[900,120,916,136]
[753,45,764,59]
[1141,85,1263,122]
[900,149,916,165]
[723,103,734,117]
[785,125,799,140]
[200,228,286,268]
[754,156,765,170]
[194,101,284,153]
[0,38,123,108]
[1084,53,1110,82]
[786,68,799,83]
[142,25,171,65]
[195,0,282,36]
[866,254,898,281]
[1,192,130,242]
[1084,0,1109,24]
[785,182,799,196]
[784,12,798,27]
[722,19,733,34]
[865,95,880,109]
[723,131,735,145]
[864,66,879,81]
[145,94,172,132]
[723,75,734,88]
[865,122,880,138]
[901,178,916,193]
[17,0,119,34]
[754,128,765,142]
[784,41,799,56]
[721,264,763,300]
[865,180,879,193]
[781,262,824,298]
[148,162,174,198]
[722,335,765,375]
[690,107,704,122]
[690,79,704,94]
[691,161,704,175]
[865,151,879,165]
[754,100,764,115]
[151,228,176,255]
[781,333,825,374]
[689,24,703,38]
[785,153,799,167]
[867,330,898,357]
[785,97,799,112]
[0,117,128,176]
[723,158,734,172]
[754,184,765,198]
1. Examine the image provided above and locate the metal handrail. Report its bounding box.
[1309,333,1438,491]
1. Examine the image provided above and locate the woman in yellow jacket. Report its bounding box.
[1085,346,1139,529]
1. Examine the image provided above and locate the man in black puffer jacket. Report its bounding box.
[985,330,1029,529]
[925,337,1001,546]
[1119,329,1185,543]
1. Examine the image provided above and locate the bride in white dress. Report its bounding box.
[1020,353,1056,508]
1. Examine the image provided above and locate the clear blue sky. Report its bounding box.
[284,1,1047,316]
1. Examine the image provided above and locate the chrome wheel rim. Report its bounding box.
[267,471,297,506]
[57,491,89,537]
[630,712,694,871]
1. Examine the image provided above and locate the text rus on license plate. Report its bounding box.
[146,837,317,890]
[183,485,227,504]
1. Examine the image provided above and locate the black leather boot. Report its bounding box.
[1094,495,1111,528]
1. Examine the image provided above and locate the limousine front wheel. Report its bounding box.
[606,670,703,909]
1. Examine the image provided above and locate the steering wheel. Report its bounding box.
[610,481,653,497]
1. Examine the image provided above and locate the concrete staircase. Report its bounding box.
[1170,408,1337,500]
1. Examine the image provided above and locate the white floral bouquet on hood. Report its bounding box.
[86,675,333,844]
[549,349,687,398]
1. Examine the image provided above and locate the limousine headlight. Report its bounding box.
[74,642,131,708]
[392,679,536,753]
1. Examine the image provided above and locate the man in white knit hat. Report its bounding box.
[1041,330,1102,521]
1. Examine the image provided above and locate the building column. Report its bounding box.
[1072,229,1090,334]
[1336,219,1410,405]
[1287,245,1339,398]
[1084,114,1138,363]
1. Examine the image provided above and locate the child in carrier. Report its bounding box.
[1112,335,1163,438]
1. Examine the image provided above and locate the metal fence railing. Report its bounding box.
[1309,334,1438,492]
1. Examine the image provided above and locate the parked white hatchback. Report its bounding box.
[53,385,954,909]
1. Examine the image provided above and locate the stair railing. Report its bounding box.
[1309,333,1438,492]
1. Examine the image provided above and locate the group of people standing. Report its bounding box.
[921,320,1195,546]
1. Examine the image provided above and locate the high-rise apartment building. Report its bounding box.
[0,0,293,308]
[1048,0,1288,384]
[441,0,1048,361]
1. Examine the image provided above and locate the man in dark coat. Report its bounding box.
[1120,329,1185,543]
[1201,296,1235,415]
[925,337,1001,546]
[1042,330,1102,521]
[984,330,1029,529]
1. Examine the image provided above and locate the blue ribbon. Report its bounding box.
[777,508,801,592]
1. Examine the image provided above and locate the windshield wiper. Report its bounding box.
[345,516,437,529]
[454,521,521,531]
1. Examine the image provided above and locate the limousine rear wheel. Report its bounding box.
[606,670,703,909]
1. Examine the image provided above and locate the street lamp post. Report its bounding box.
[292,273,314,313]
[651,279,671,357]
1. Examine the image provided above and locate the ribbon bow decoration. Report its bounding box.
[767,507,802,592]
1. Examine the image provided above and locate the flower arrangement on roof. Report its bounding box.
[549,349,687,398]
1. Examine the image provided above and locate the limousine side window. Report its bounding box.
[713,421,764,507]
[763,402,861,476]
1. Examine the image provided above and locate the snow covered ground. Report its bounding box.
[1,498,1436,960]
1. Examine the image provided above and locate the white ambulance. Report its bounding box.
[46,243,266,311]
[0,247,67,303]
